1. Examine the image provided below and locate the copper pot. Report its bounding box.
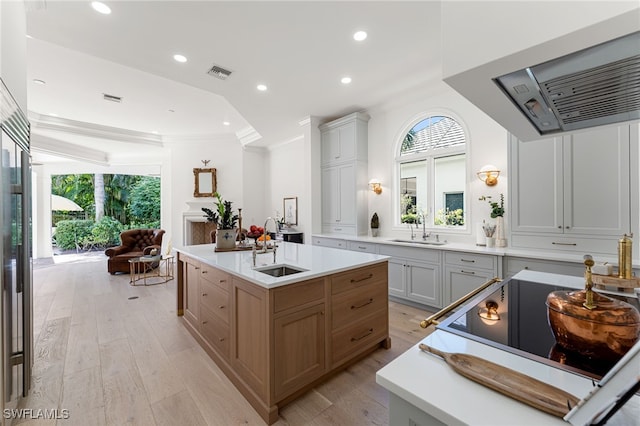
[546,290,640,362]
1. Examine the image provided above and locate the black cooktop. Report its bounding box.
[437,277,640,379]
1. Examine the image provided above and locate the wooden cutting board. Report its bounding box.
[419,343,580,418]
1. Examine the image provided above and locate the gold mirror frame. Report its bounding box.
[193,168,217,197]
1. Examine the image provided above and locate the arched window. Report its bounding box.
[397,115,467,228]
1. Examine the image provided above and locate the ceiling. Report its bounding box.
[25,0,441,163]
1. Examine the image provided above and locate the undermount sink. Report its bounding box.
[254,264,307,277]
[389,239,447,246]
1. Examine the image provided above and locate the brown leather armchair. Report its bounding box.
[105,229,165,274]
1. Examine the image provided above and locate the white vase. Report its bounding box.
[495,216,507,247]
[216,228,238,250]
[371,228,379,237]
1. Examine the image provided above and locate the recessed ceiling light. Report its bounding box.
[257,84,268,91]
[341,77,352,85]
[173,54,187,63]
[33,79,46,85]
[168,109,175,113]
[91,1,111,15]
[353,31,367,41]
[223,121,230,126]
[26,34,33,39]
[151,130,159,134]
[49,113,58,117]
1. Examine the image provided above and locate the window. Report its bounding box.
[397,115,467,228]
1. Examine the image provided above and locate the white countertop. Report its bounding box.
[175,242,389,289]
[313,234,638,267]
[375,270,640,425]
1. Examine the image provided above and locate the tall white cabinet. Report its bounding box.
[509,124,638,257]
[320,112,369,236]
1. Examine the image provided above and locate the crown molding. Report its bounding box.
[30,133,109,165]
[236,126,262,146]
[28,112,164,146]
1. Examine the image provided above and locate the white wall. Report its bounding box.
[367,80,507,243]
[1,1,27,110]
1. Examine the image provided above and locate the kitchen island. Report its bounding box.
[175,242,390,424]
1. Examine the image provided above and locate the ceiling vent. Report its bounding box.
[103,93,122,103]
[207,65,232,80]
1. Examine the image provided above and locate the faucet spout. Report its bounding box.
[262,217,279,253]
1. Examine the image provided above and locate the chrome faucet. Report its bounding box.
[262,217,279,253]
[420,212,430,241]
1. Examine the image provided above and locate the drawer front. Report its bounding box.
[510,234,618,257]
[200,279,229,324]
[346,241,378,253]
[444,251,497,271]
[378,244,440,263]
[331,262,388,295]
[331,312,387,366]
[200,306,230,358]
[321,225,356,236]
[505,257,584,278]
[312,237,347,249]
[332,283,387,330]
[273,278,325,314]
[200,264,231,291]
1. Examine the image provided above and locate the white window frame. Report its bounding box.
[393,112,470,234]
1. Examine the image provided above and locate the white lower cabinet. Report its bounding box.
[443,252,499,305]
[379,245,442,309]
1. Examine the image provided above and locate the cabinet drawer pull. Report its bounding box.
[219,279,227,283]
[558,226,562,229]
[202,293,208,297]
[351,328,374,342]
[202,270,208,274]
[552,242,577,246]
[202,321,208,325]
[195,267,200,270]
[358,246,367,250]
[219,337,225,342]
[218,305,225,309]
[460,270,475,275]
[460,259,475,263]
[350,273,373,284]
[351,298,374,310]
[334,228,342,231]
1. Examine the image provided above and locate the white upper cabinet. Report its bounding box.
[509,124,637,254]
[320,113,369,236]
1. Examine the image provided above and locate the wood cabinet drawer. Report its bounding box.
[200,264,231,290]
[273,278,325,314]
[331,312,387,366]
[200,306,230,359]
[444,252,497,271]
[331,282,386,330]
[331,262,387,295]
[200,279,229,324]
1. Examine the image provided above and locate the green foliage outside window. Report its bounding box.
[434,208,465,226]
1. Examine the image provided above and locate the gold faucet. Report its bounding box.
[583,254,597,310]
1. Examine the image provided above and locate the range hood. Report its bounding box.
[494,31,640,135]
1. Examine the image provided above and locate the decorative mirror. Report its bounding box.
[193,168,217,197]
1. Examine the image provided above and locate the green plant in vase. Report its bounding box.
[203,192,239,249]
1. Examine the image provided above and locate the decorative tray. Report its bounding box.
[214,245,254,252]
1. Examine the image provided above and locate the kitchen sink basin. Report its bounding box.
[254,264,307,277]
[389,238,447,246]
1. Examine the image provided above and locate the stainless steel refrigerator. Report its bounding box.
[1,78,32,407]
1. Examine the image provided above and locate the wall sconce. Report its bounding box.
[478,300,500,323]
[477,164,500,186]
[369,178,382,194]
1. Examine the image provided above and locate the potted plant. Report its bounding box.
[479,193,506,247]
[202,192,239,250]
[371,212,380,237]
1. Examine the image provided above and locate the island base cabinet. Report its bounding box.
[274,303,326,400]
[176,254,389,425]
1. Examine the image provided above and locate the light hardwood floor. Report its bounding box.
[18,253,434,426]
